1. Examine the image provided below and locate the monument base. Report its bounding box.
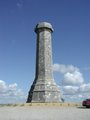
[27,79,62,103]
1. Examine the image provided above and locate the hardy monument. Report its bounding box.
[27,22,61,102]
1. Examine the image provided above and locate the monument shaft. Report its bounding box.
[27,22,61,102]
[36,27,53,81]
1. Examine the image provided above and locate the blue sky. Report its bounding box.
[0,0,90,103]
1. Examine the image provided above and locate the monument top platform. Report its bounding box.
[35,22,54,32]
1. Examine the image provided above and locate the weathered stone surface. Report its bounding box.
[27,22,61,102]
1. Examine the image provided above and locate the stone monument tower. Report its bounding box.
[27,22,61,102]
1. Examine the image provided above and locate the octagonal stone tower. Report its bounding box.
[27,22,61,102]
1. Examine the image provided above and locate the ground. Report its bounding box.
[0,104,90,120]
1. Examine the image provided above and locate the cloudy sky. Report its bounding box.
[0,0,90,103]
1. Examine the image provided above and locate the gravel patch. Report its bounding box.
[0,106,90,120]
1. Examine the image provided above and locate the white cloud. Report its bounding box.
[53,64,79,73]
[9,83,17,91]
[62,83,90,101]
[62,83,90,102]
[0,80,7,91]
[63,71,84,85]
[0,80,25,103]
[63,92,90,102]
[79,83,90,92]
[53,64,84,86]
[53,63,90,101]
[63,86,78,95]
